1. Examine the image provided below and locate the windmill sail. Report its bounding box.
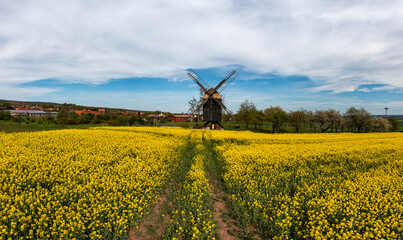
[216,70,238,93]
[188,69,210,92]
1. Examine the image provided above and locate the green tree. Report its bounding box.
[0,102,11,107]
[128,114,145,125]
[251,110,265,131]
[288,109,307,133]
[0,110,11,120]
[46,116,57,125]
[159,117,168,124]
[79,113,95,124]
[306,110,316,133]
[222,113,232,122]
[344,107,371,133]
[264,106,287,133]
[368,117,391,132]
[12,116,24,124]
[387,117,399,132]
[145,116,154,125]
[56,109,70,125]
[236,100,257,130]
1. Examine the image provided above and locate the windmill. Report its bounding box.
[187,69,238,129]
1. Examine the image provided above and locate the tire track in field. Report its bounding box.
[129,132,261,240]
[161,136,218,239]
[128,186,171,240]
[209,181,240,240]
[202,138,241,240]
[203,138,262,240]
[128,135,196,240]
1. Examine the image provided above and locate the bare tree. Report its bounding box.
[334,113,345,132]
[325,109,343,132]
[313,109,344,133]
[314,110,331,133]
[188,89,204,122]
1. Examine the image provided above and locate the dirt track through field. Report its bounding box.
[201,137,243,240]
[203,137,262,240]
[210,181,240,240]
[128,186,172,240]
[128,138,196,240]
[128,133,260,240]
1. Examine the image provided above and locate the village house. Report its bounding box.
[168,114,197,122]
[149,113,166,122]
[9,110,58,117]
[74,109,106,116]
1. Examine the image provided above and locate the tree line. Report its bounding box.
[235,100,399,133]
[1,101,400,132]
[0,109,164,126]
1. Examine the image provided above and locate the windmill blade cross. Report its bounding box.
[218,71,238,93]
[214,70,238,92]
[188,70,210,93]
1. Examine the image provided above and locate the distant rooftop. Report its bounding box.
[171,114,197,118]
[9,110,49,113]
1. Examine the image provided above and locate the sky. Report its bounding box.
[0,0,402,114]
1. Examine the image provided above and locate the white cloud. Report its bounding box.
[358,87,371,92]
[0,85,59,99]
[356,85,400,92]
[0,0,403,93]
[371,85,398,91]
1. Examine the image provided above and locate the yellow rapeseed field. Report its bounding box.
[1,127,402,239]
[0,129,184,239]
[212,132,403,239]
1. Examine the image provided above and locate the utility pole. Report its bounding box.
[385,107,388,118]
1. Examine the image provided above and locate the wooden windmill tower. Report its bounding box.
[187,69,238,129]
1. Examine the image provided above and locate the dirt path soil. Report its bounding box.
[210,182,241,240]
[128,139,196,240]
[128,187,171,240]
